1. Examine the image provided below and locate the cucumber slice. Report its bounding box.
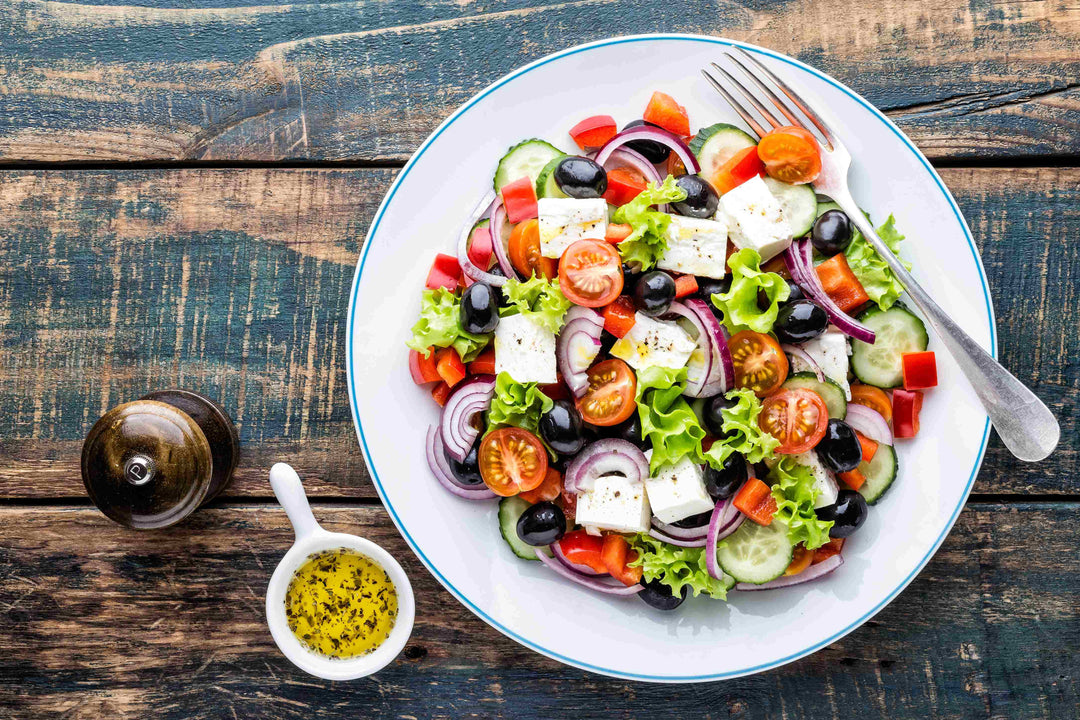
[858,443,898,505]
[762,177,817,237]
[493,139,566,193]
[499,497,539,561]
[850,304,929,388]
[782,372,847,420]
[690,123,756,180]
[717,519,793,585]
[535,157,568,199]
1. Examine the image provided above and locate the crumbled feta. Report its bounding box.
[610,313,696,371]
[493,313,556,384]
[645,456,715,524]
[657,215,729,279]
[791,450,839,509]
[576,474,651,534]
[538,198,607,259]
[720,175,792,261]
[790,329,851,398]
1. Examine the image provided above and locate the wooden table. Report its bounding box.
[1,1,1077,717]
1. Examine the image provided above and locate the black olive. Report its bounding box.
[599,328,618,356]
[639,577,688,611]
[633,271,676,317]
[554,156,608,199]
[816,489,868,538]
[815,420,862,473]
[672,175,719,219]
[538,400,586,455]
[785,279,804,303]
[704,452,747,501]
[622,263,642,280]
[446,439,483,486]
[623,120,671,164]
[811,210,853,256]
[459,282,499,334]
[671,510,712,529]
[516,501,566,546]
[702,394,737,437]
[774,299,828,344]
[610,413,648,450]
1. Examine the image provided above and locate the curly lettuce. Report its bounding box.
[702,388,780,468]
[635,366,707,473]
[711,248,790,334]
[405,287,490,361]
[629,533,730,600]
[844,214,911,311]
[486,371,553,436]
[612,175,688,270]
[500,276,573,334]
[768,456,833,550]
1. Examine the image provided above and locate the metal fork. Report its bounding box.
[702,47,1059,462]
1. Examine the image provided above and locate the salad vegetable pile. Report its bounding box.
[407,90,939,610]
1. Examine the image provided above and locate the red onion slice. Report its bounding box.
[425,425,497,500]
[602,147,665,184]
[536,548,644,596]
[784,239,875,344]
[704,499,728,581]
[552,540,603,576]
[458,192,508,287]
[648,528,707,548]
[682,299,734,395]
[735,553,843,591]
[489,198,519,280]
[440,375,496,461]
[557,308,604,397]
[595,125,701,175]
[651,516,708,540]
[564,439,649,494]
[845,403,894,445]
[781,343,825,382]
[663,302,713,397]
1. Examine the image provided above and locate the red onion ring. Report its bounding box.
[595,125,700,175]
[735,553,843,591]
[564,439,649,494]
[552,539,603,576]
[682,299,734,395]
[535,548,644,595]
[440,375,496,461]
[488,198,519,280]
[844,403,894,445]
[458,192,508,287]
[601,147,665,184]
[650,516,708,540]
[647,528,707,548]
[784,239,875,344]
[781,343,825,382]
[663,302,713,397]
[557,308,604,397]
[425,425,497,500]
[705,499,731,581]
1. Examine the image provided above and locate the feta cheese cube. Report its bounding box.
[720,175,792,261]
[493,313,556,384]
[645,456,715,524]
[538,198,607,259]
[790,329,851,398]
[610,313,696,371]
[657,215,729,279]
[576,474,651,534]
[791,450,839,509]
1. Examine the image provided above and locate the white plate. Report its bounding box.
[346,35,994,682]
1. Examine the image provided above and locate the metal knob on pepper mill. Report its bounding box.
[81,389,239,529]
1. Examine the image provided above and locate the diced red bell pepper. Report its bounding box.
[815,253,869,313]
[425,253,462,291]
[558,530,607,574]
[602,296,637,338]
[431,382,452,407]
[540,374,571,402]
[733,477,778,526]
[812,537,844,564]
[501,176,538,223]
[409,348,441,385]
[709,146,765,195]
[837,468,866,491]
[673,274,698,299]
[467,346,496,376]
[902,351,938,390]
[519,468,563,504]
[892,388,923,439]
[854,432,878,463]
[467,225,494,270]
[435,348,466,389]
[603,167,647,206]
[569,114,618,151]
[605,223,634,244]
[643,91,690,137]
[600,534,643,587]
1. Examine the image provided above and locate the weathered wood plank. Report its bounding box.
[1,0,1078,163]
[0,167,1075,501]
[0,503,1076,718]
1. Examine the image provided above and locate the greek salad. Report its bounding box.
[407,91,938,610]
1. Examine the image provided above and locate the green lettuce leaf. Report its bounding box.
[486,371,553,436]
[711,248,790,334]
[500,276,573,334]
[635,366,707,473]
[701,388,780,467]
[405,287,490,361]
[845,214,911,311]
[768,456,833,549]
[629,533,730,600]
[611,175,688,270]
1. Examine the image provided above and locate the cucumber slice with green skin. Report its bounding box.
[717,519,794,585]
[762,177,817,237]
[782,372,847,420]
[858,443,898,504]
[690,123,756,181]
[499,496,539,561]
[850,304,929,388]
[493,139,566,193]
[470,218,490,232]
[535,157,569,199]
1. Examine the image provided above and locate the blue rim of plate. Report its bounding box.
[346,34,996,682]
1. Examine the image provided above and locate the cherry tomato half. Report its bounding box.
[478,427,549,496]
[559,240,624,307]
[849,384,893,424]
[757,126,822,185]
[728,330,789,397]
[759,388,829,455]
[577,358,637,427]
[508,219,557,280]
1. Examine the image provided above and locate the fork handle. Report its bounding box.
[829,187,1059,462]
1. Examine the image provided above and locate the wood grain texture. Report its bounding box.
[0,167,1076,499]
[0,502,1076,719]
[1,0,1078,163]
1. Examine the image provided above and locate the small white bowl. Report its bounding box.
[265,463,415,680]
